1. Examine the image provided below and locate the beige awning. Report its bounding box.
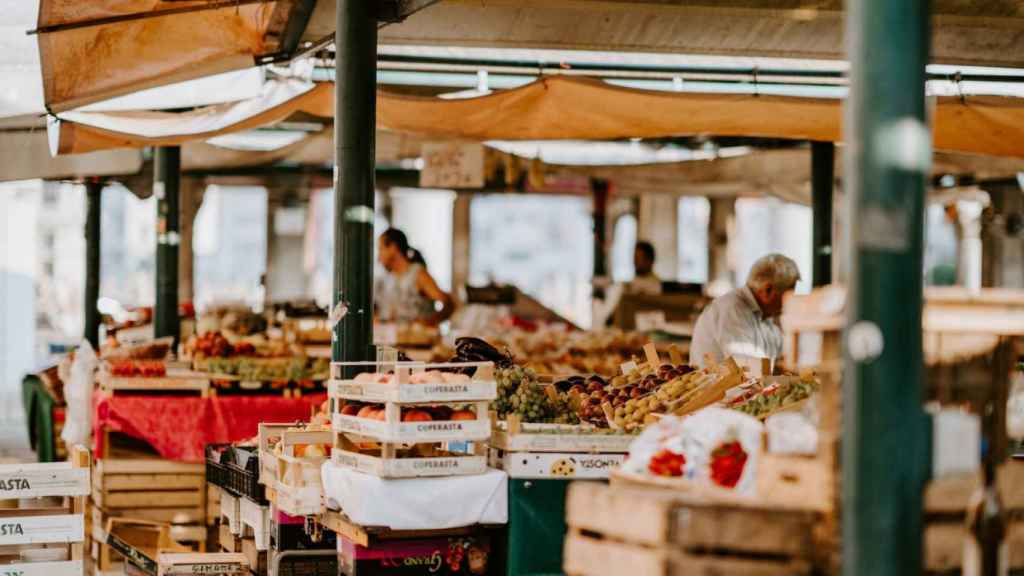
[35,0,289,113]
[51,76,1024,159]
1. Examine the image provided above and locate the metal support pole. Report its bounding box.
[592,179,609,280]
[811,141,834,287]
[333,0,377,369]
[843,1,931,575]
[154,146,181,344]
[84,179,103,350]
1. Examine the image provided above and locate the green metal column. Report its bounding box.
[84,179,103,351]
[843,1,931,575]
[332,0,377,369]
[811,141,834,287]
[592,179,609,280]
[154,146,181,344]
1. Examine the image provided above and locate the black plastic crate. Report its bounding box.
[205,443,267,504]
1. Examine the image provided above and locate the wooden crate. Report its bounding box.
[92,507,209,571]
[332,433,488,479]
[0,446,90,576]
[92,457,206,520]
[564,482,817,576]
[924,461,1024,573]
[157,552,248,575]
[258,425,332,517]
[97,517,191,576]
[98,369,214,397]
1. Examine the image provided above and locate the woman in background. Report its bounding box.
[375,228,455,325]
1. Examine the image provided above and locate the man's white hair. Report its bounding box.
[746,254,801,291]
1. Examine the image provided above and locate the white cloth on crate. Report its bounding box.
[321,462,508,530]
[689,286,783,367]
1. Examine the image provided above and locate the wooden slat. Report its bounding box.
[925,521,1024,572]
[93,489,202,510]
[97,459,204,476]
[98,474,204,492]
[925,462,1024,514]
[567,482,815,556]
[564,530,669,576]
[95,507,206,526]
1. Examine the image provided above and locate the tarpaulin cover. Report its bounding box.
[37,0,281,112]
[51,76,1024,159]
[94,392,326,463]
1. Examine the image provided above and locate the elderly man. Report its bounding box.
[689,254,801,367]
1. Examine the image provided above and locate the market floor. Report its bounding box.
[0,421,36,463]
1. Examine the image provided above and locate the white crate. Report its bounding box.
[490,449,626,480]
[270,483,322,517]
[332,406,491,444]
[238,496,270,551]
[0,560,84,576]
[490,422,635,453]
[331,449,487,478]
[0,513,85,546]
[0,462,89,499]
[329,378,497,404]
[219,490,241,535]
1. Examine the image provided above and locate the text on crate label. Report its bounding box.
[421,384,470,394]
[0,525,23,536]
[415,422,465,432]
[411,459,458,469]
[380,552,443,571]
[0,478,30,491]
[185,564,244,574]
[578,457,620,470]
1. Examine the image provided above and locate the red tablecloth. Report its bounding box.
[94,392,327,462]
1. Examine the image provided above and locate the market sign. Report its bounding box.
[419,142,485,189]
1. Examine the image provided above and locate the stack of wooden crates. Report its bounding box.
[0,446,90,576]
[91,433,208,571]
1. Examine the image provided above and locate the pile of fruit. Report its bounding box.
[106,359,166,377]
[493,366,579,425]
[339,403,478,422]
[560,362,700,429]
[727,375,819,419]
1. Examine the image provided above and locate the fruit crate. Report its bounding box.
[0,446,90,576]
[331,433,488,479]
[563,481,818,576]
[205,443,267,504]
[328,361,497,403]
[330,402,492,444]
[258,424,332,517]
[490,416,636,453]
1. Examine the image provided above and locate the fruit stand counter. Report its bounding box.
[94,392,326,462]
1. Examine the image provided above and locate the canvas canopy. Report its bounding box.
[50,75,1024,160]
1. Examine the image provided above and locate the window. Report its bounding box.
[610,214,637,282]
[470,195,594,328]
[734,198,812,294]
[193,186,267,309]
[678,197,710,283]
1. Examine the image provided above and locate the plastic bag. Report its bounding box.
[622,407,763,494]
[765,411,818,456]
[61,340,97,448]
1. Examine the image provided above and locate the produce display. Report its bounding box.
[563,361,696,429]
[436,328,654,376]
[727,375,819,419]
[621,408,762,492]
[339,403,479,423]
[186,331,329,381]
[106,359,166,377]
[494,366,580,425]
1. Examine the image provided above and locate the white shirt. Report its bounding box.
[689,286,783,367]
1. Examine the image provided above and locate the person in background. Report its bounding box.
[689,253,800,367]
[375,228,455,326]
[634,241,659,282]
[629,240,661,295]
